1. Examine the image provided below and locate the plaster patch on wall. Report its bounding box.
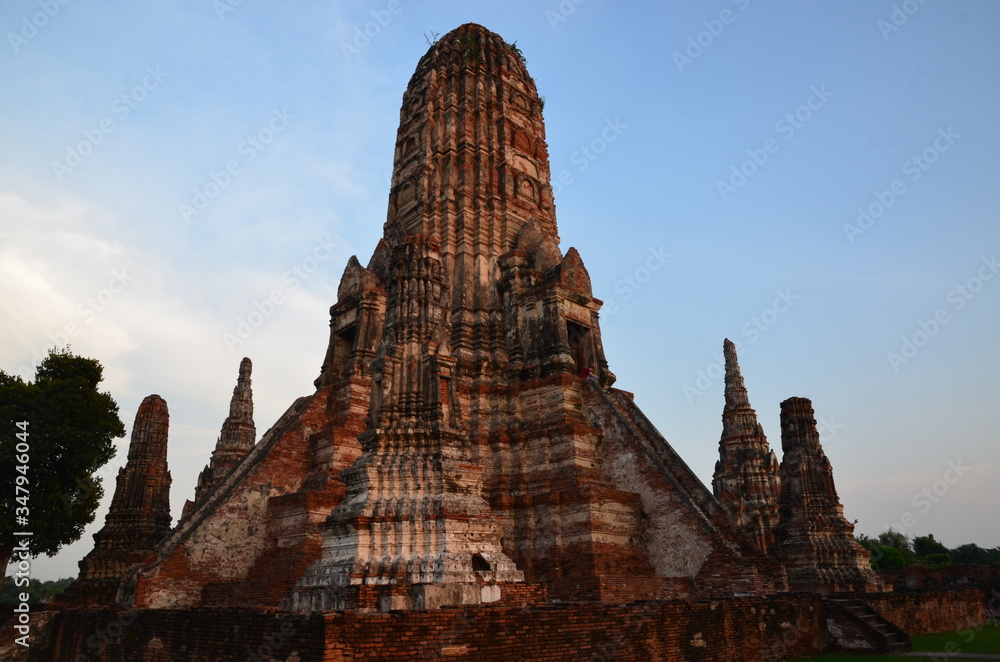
[184,486,271,579]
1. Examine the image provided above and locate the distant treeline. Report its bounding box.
[0,577,73,605]
[857,531,1000,571]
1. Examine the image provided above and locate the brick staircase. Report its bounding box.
[824,597,911,653]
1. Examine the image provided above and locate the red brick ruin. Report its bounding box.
[61,395,172,607]
[34,23,990,662]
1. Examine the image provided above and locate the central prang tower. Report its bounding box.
[291,23,651,611]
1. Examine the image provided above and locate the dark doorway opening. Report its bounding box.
[472,554,491,572]
[566,320,594,377]
[335,324,357,376]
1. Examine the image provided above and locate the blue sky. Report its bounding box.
[2,1,998,581]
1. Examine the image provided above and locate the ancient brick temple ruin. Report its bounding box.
[61,395,172,607]
[37,22,990,662]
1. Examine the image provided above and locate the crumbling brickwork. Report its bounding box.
[183,357,256,517]
[771,397,884,593]
[713,339,781,555]
[61,395,172,607]
[860,588,987,635]
[27,597,830,662]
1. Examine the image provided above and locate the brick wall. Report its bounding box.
[861,589,988,635]
[881,564,1000,597]
[27,597,829,662]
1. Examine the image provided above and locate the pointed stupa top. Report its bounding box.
[217,356,255,453]
[722,338,751,412]
[714,340,780,554]
[184,359,257,516]
[387,22,556,255]
[720,339,764,440]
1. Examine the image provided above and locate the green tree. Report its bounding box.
[857,534,909,571]
[0,576,73,605]
[912,534,952,567]
[878,529,915,564]
[1,348,125,588]
[950,543,1000,566]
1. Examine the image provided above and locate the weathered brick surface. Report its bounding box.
[27,597,831,662]
[881,564,1000,599]
[770,398,883,593]
[860,589,989,635]
[713,340,781,555]
[130,383,363,609]
[61,395,172,607]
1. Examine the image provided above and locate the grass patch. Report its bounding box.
[911,622,1000,654]
[788,624,1000,661]
[789,655,901,661]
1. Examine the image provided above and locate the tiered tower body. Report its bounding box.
[770,397,884,592]
[64,395,172,606]
[712,340,781,554]
[291,23,784,609]
[183,358,256,516]
[292,23,633,610]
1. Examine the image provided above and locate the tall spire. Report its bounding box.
[721,338,755,431]
[185,358,256,515]
[713,339,781,554]
[770,397,883,592]
[216,357,256,456]
[67,395,172,605]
